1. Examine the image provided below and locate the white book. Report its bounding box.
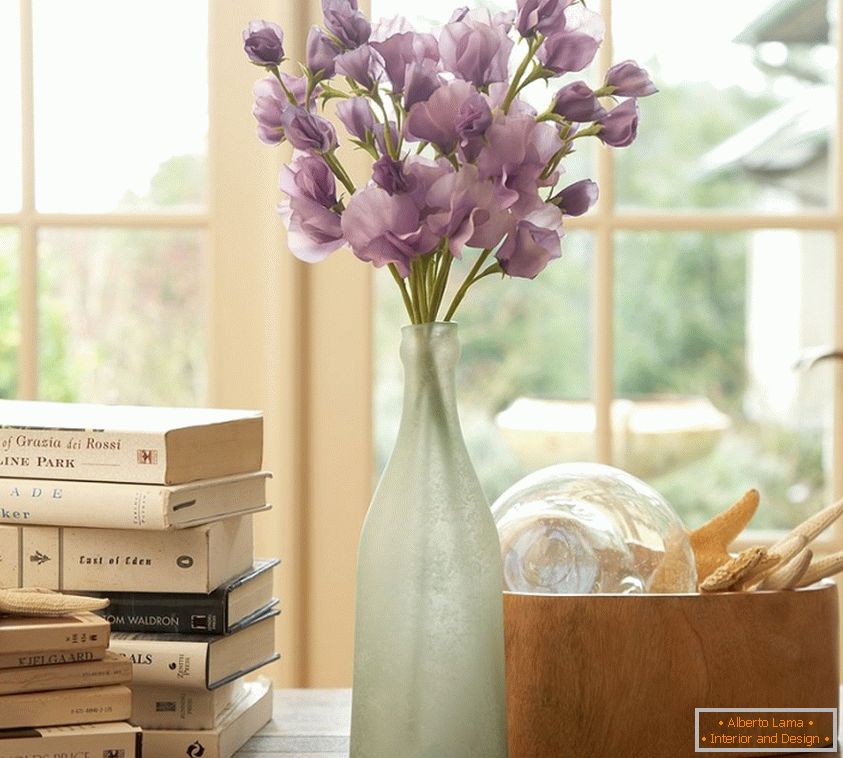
[0,721,141,758]
[130,679,246,729]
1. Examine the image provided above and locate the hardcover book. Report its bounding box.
[130,679,244,730]
[0,647,106,670]
[0,470,270,529]
[0,514,254,592]
[0,650,131,695]
[109,610,278,689]
[0,399,262,484]
[141,677,272,758]
[0,612,108,654]
[0,721,141,758]
[96,558,279,634]
[0,684,132,729]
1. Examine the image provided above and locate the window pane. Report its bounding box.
[375,233,594,504]
[0,2,21,212]
[37,228,206,405]
[615,231,834,530]
[613,0,836,211]
[0,228,19,397]
[33,0,207,212]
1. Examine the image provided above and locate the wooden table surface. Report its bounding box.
[235,689,842,757]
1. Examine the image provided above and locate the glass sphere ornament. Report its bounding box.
[492,462,697,594]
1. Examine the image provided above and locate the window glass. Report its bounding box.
[0,228,20,397]
[32,0,208,212]
[613,0,836,211]
[37,228,206,405]
[615,230,834,530]
[0,2,22,212]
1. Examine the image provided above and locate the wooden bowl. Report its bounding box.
[504,583,839,758]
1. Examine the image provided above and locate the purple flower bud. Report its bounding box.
[496,205,563,278]
[307,26,340,77]
[598,98,639,147]
[335,44,382,89]
[278,153,344,262]
[516,0,571,37]
[252,76,288,145]
[341,187,438,275]
[405,79,477,154]
[322,0,371,49]
[371,31,438,93]
[439,8,514,88]
[336,97,376,142]
[243,20,285,66]
[372,156,416,195]
[538,30,600,74]
[552,81,606,122]
[551,179,598,216]
[281,106,338,152]
[403,59,443,110]
[605,60,657,97]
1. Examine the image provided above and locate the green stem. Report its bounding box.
[389,264,416,324]
[372,91,399,160]
[430,248,454,321]
[501,37,541,113]
[269,65,298,105]
[321,151,356,195]
[443,248,492,321]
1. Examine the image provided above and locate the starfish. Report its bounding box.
[0,587,109,617]
[689,489,759,583]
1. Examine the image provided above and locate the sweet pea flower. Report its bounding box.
[455,91,493,161]
[278,153,344,262]
[335,45,383,89]
[252,77,288,145]
[336,97,376,142]
[281,107,338,152]
[538,5,603,74]
[551,179,598,216]
[243,20,285,66]
[372,156,416,195]
[439,8,514,87]
[405,79,479,154]
[341,187,438,274]
[552,81,606,122]
[604,60,657,97]
[307,26,341,77]
[516,0,571,37]
[374,121,400,156]
[597,98,639,147]
[322,0,371,49]
[403,59,443,109]
[496,205,564,278]
[371,31,438,93]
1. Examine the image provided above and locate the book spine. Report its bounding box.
[0,653,132,695]
[103,595,226,634]
[130,685,226,730]
[0,516,252,592]
[108,637,210,688]
[0,616,108,655]
[0,647,106,670]
[0,478,169,529]
[0,723,140,758]
[0,426,169,483]
[0,684,132,729]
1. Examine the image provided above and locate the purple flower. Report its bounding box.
[455,91,493,161]
[476,113,563,215]
[322,0,371,49]
[439,8,514,88]
[538,30,600,74]
[341,187,438,275]
[551,179,598,216]
[374,121,400,156]
[598,98,639,147]
[335,45,382,89]
[552,81,606,122]
[516,0,571,37]
[281,107,338,152]
[403,59,443,109]
[336,97,375,141]
[496,205,563,278]
[405,79,479,154]
[371,31,438,93]
[373,156,416,195]
[243,20,285,66]
[425,165,511,254]
[604,60,657,97]
[307,27,341,77]
[252,76,288,145]
[278,153,344,262]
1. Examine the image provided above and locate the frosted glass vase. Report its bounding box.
[350,322,508,758]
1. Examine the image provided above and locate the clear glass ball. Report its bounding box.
[492,462,697,594]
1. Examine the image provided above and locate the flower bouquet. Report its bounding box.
[243,2,654,755]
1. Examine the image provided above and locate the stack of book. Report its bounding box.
[0,399,278,758]
[0,612,141,756]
